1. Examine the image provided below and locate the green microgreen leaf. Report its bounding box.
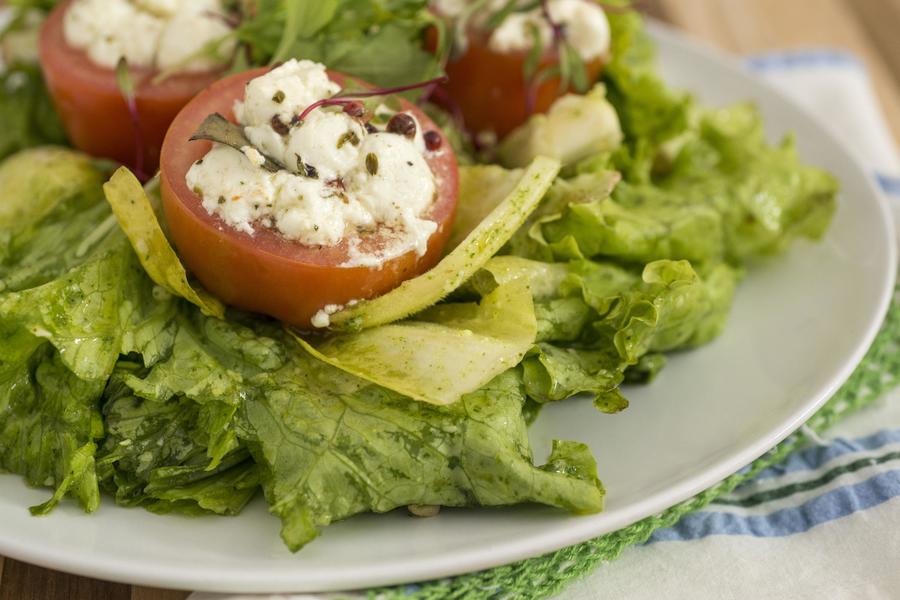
[189,113,285,173]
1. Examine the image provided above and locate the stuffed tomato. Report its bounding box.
[39,0,234,174]
[160,60,459,329]
[430,0,610,137]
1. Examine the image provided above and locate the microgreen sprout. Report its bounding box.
[540,0,566,48]
[115,58,147,182]
[293,76,449,124]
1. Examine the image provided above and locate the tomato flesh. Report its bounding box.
[433,30,602,138]
[38,0,223,174]
[160,68,459,329]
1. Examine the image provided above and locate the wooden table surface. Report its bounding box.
[2,1,899,599]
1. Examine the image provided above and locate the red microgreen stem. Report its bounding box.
[525,79,539,116]
[540,0,566,48]
[294,76,449,123]
[115,58,148,182]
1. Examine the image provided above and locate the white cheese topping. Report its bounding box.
[431,0,610,62]
[430,0,470,16]
[63,0,234,71]
[186,60,440,267]
[311,304,344,329]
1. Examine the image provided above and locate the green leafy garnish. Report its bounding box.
[237,0,444,93]
[189,113,285,173]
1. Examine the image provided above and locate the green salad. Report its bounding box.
[0,0,836,552]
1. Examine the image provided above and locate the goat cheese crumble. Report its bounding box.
[432,0,610,61]
[63,0,234,71]
[186,60,439,267]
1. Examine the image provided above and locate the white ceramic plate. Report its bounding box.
[0,23,896,594]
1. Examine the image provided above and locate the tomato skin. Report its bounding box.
[38,0,223,173]
[432,30,602,138]
[160,68,459,329]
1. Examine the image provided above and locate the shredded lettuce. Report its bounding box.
[0,343,104,515]
[0,67,67,162]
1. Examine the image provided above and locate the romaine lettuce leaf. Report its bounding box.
[0,147,111,291]
[582,259,739,361]
[470,256,738,408]
[522,105,836,266]
[522,343,628,413]
[538,194,724,263]
[97,370,259,515]
[115,307,287,467]
[240,364,603,551]
[655,104,837,262]
[0,148,178,511]
[506,170,621,262]
[0,340,104,515]
[0,67,67,162]
[602,11,691,181]
[0,241,177,380]
[108,307,605,551]
[297,281,537,405]
[0,147,102,230]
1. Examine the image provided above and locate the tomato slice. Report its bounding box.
[159,67,459,329]
[38,0,224,174]
[432,30,602,138]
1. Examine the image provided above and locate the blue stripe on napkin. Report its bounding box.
[876,173,900,197]
[751,429,900,481]
[647,470,900,543]
[745,50,863,72]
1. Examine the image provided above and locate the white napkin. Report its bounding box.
[192,49,900,600]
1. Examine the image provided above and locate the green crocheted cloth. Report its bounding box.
[372,285,900,600]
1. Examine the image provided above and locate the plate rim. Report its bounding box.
[0,19,896,594]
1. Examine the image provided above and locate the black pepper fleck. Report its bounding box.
[296,154,319,179]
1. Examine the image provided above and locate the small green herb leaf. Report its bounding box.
[365,153,379,175]
[189,113,285,172]
[336,130,360,149]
